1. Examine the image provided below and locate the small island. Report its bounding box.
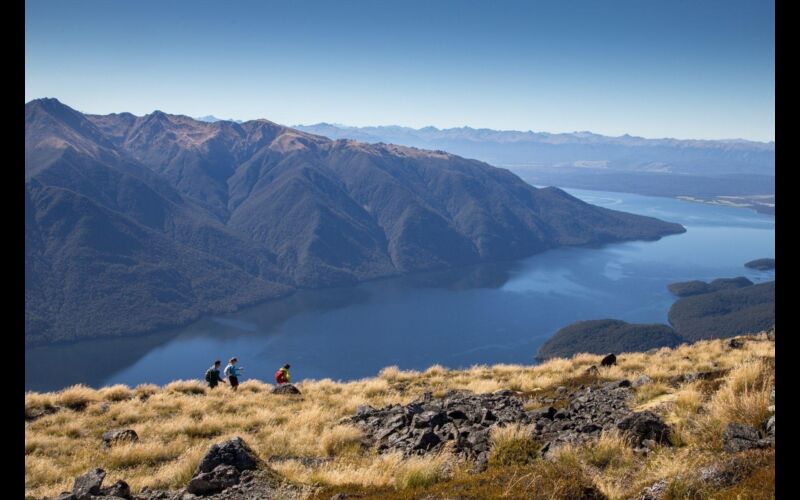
[745,258,775,271]
[536,319,683,359]
[667,277,753,297]
[668,281,775,341]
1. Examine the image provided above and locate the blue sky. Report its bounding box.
[25,0,774,141]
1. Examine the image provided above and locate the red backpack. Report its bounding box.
[275,369,286,384]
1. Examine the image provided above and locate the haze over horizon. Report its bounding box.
[26,0,774,142]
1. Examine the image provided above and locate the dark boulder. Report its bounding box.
[601,354,617,367]
[412,411,447,429]
[617,412,671,446]
[728,338,745,349]
[102,429,139,448]
[194,437,259,476]
[413,430,441,451]
[187,464,241,495]
[531,406,557,420]
[723,423,772,452]
[73,468,106,500]
[271,384,301,395]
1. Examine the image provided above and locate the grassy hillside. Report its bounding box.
[25,332,774,499]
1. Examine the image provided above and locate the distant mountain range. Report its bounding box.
[293,123,775,201]
[25,99,685,346]
[196,115,244,124]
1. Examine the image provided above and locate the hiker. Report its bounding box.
[204,359,226,389]
[224,357,243,391]
[275,363,291,385]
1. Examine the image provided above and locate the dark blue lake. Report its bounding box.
[25,188,775,392]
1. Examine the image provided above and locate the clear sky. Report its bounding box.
[25,0,774,141]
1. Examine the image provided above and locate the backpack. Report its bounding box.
[204,368,215,383]
[275,369,286,384]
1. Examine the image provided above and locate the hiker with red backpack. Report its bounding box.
[275,364,291,385]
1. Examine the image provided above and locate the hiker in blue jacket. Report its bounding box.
[224,357,244,391]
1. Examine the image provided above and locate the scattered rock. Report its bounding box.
[668,369,728,387]
[100,480,131,499]
[102,429,139,448]
[271,384,302,395]
[600,354,617,367]
[585,365,600,376]
[617,412,671,446]
[132,487,173,500]
[73,468,106,500]
[187,465,241,495]
[25,405,60,422]
[53,493,77,500]
[632,375,652,388]
[766,326,775,341]
[194,437,259,476]
[723,423,772,453]
[765,416,775,436]
[637,479,668,500]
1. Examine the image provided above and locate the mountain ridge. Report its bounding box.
[25,98,685,346]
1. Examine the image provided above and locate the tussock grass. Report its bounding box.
[164,380,207,395]
[488,424,540,467]
[710,359,773,428]
[583,430,635,470]
[55,384,98,409]
[25,334,774,499]
[634,381,672,405]
[320,425,364,457]
[133,383,159,399]
[99,384,134,402]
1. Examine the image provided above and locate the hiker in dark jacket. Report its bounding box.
[204,360,226,388]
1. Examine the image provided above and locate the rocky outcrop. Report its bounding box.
[350,380,670,467]
[271,384,301,395]
[350,390,530,466]
[194,437,259,476]
[533,381,638,451]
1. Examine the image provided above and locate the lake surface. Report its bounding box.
[25,188,775,392]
